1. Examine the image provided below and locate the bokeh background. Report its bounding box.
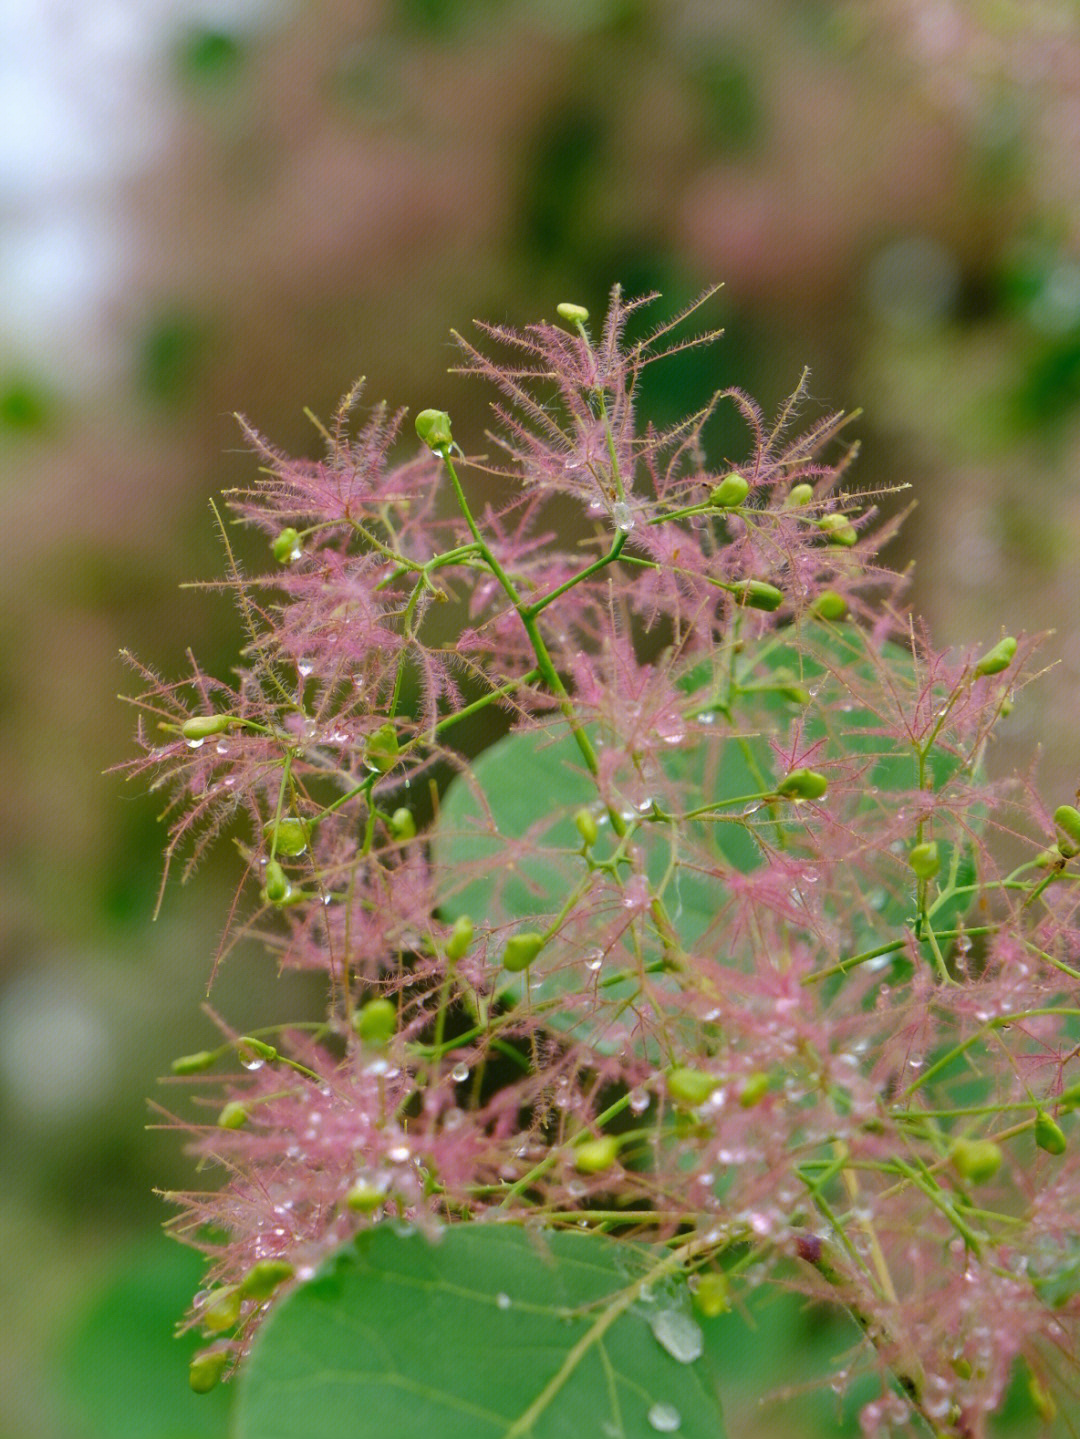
[3,2,1079,1435]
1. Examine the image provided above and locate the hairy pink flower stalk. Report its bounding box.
[123,287,1080,1435]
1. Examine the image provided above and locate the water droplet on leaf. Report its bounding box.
[650,1310,704,1364]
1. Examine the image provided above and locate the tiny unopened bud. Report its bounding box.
[182,714,232,740]
[388,807,417,841]
[1028,1374,1056,1425]
[908,841,940,880]
[817,512,858,546]
[445,914,474,962]
[263,817,310,856]
[201,1286,241,1332]
[738,1072,770,1108]
[415,408,453,454]
[346,1181,387,1213]
[779,684,811,705]
[189,1350,230,1393]
[1053,805,1080,857]
[272,527,301,563]
[693,1272,729,1317]
[1036,846,1067,870]
[239,1259,295,1299]
[171,1050,216,1075]
[710,473,749,508]
[1034,1110,1067,1156]
[573,1135,619,1173]
[973,636,1016,677]
[217,1100,249,1130]
[786,482,814,507]
[666,1066,719,1108]
[729,579,784,612]
[776,768,828,801]
[811,590,848,621]
[503,931,545,972]
[352,996,397,1045]
[237,1036,277,1063]
[950,1137,1002,1184]
[365,721,399,773]
[556,303,589,324]
[574,808,599,847]
[263,859,289,904]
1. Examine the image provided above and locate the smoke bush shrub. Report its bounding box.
[122,288,1080,1438]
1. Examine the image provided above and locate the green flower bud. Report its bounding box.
[1034,1110,1067,1156]
[171,1050,217,1075]
[263,859,289,905]
[779,684,811,705]
[786,482,814,507]
[216,1100,249,1130]
[1059,1080,1080,1111]
[1035,846,1067,870]
[365,721,399,773]
[237,1036,277,1064]
[973,636,1016,677]
[239,1259,295,1299]
[556,303,589,324]
[1028,1374,1056,1425]
[693,1272,729,1318]
[949,1137,1002,1184]
[445,914,474,962]
[728,579,784,612]
[908,841,940,880]
[272,527,301,563]
[573,1135,619,1173]
[1053,805,1080,856]
[201,1286,241,1332]
[811,590,848,621]
[738,1072,770,1108]
[776,768,828,801]
[352,996,397,1045]
[709,473,749,508]
[263,817,310,857]
[503,931,545,972]
[666,1066,719,1108]
[415,408,453,454]
[345,1179,387,1213]
[182,714,232,740]
[574,808,599,847]
[817,512,858,546]
[388,807,416,841]
[189,1350,230,1393]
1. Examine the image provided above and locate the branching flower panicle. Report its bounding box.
[123,287,1080,1437]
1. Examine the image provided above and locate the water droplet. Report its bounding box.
[585,950,603,972]
[650,1311,704,1365]
[496,1291,511,1310]
[612,500,635,533]
[387,1144,411,1163]
[628,1088,649,1115]
[215,740,230,755]
[742,801,763,816]
[297,660,314,678]
[451,1062,469,1083]
[648,1402,681,1432]
[186,737,205,750]
[240,1055,265,1072]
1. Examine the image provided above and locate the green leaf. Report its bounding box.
[234,1224,727,1439]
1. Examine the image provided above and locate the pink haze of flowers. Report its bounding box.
[122,288,1080,1436]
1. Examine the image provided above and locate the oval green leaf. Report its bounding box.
[234,1224,728,1439]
